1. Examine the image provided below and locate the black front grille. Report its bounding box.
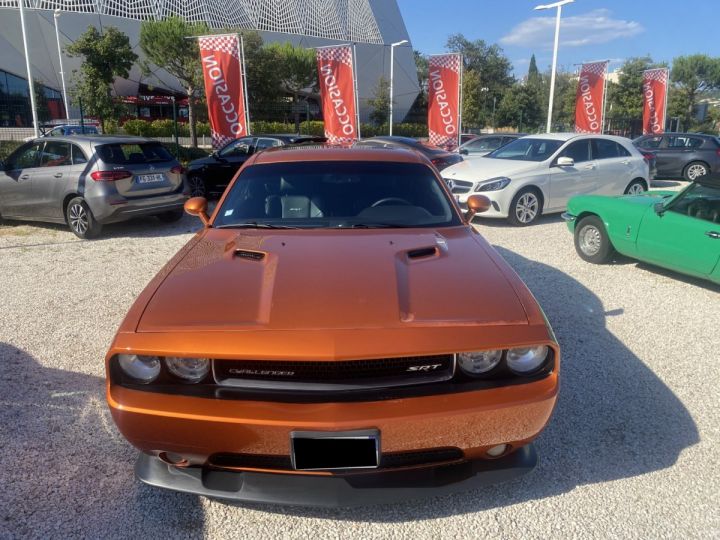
[209,448,464,471]
[213,354,455,391]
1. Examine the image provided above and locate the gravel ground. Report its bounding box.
[1,186,718,539]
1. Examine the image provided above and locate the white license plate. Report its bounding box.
[136,173,165,184]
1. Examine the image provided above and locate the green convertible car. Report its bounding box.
[563,176,720,284]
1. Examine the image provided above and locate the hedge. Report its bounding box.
[118,118,429,140]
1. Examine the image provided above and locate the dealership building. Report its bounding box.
[0,0,418,127]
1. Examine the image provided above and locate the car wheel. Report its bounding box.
[507,188,542,226]
[574,215,614,264]
[624,179,647,195]
[684,161,708,181]
[66,197,102,239]
[157,209,184,223]
[188,175,206,197]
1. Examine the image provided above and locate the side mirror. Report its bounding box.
[653,202,665,215]
[465,194,492,221]
[556,156,575,167]
[184,196,210,226]
[460,148,469,155]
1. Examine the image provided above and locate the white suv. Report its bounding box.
[443,133,649,225]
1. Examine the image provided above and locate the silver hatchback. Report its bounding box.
[0,135,188,238]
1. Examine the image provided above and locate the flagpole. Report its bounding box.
[239,34,251,135]
[601,61,609,134]
[457,54,463,149]
[663,68,669,133]
[352,43,361,139]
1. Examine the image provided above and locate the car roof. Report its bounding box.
[361,136,419,145]
[252,146,428,165]
[29,135,158,144]
[520,132,632,144]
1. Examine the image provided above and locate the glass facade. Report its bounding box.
[0,69,65,127]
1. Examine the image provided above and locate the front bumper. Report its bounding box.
[135,444,538,507]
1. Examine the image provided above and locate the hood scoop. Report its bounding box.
[406,246,438,260]
[233,249,266,261]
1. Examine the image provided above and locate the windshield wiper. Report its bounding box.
[339,223,409,229]
[216,222,300,229]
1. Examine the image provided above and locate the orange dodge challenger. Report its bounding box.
[106,146,560,507]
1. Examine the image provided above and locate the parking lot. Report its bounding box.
[1,194,718,538]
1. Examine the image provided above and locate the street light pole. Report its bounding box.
[53,9,70,120]
[389,39,408,136]
[18,0,39,137]
[534,0,574,133]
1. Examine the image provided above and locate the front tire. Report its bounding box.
[66,197,102,239]
[574,215,614,264]
[624,179,647,195]
[507,188,542,226]
[684,161,708,182]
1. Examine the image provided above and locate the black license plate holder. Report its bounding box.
[290,429,380,471]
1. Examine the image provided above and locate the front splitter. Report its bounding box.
[135,445,537,508]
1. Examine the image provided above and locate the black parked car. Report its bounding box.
[187,134,326,197]
[633,132,720,181]
[354,136,463,171]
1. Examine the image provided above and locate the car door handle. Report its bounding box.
[53,173,63,178]
[20,174,29,180]
[621,160,630,165]
[706,231,720,239]
[582,164,595,170]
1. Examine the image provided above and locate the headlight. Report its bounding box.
[165,357,210,383]
[475,177,511,192]
[117,354,161,384]
[457,350,503,376]
[506,345,549,374]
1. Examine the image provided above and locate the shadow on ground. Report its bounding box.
[251,246,699,521]
[0,344,205,537]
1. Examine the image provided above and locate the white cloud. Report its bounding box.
[500,9,643,49]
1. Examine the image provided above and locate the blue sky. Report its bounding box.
[397,0,720,76]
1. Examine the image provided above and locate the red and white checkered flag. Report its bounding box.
[428,53,462,151]
[316,45,358,144]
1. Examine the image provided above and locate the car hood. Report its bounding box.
[442,157,542,183]
[136,228,529,333]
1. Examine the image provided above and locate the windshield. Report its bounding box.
[486,138,563,162]
[214,161,460,229]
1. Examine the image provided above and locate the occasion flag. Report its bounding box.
[316,45,359,144]
[575,61,609,134]
[428,53,462,151]
[198,34,249,150]
[642,68,669,135]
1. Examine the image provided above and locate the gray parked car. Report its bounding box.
[0,135,188,238]
[633,132,720,181]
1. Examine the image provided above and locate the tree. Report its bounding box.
[605,57,665,123]
[671,54,720,127]
[445,34,514,127]
[461,69,483,128]
[242,31,283,110]
[66,26,137,132]
[367,76,390,126]
[265,42,317,132]
[496,83,542,131]
[139,16,209,147]
[527,54,540,86]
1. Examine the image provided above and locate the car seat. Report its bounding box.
[265,178,324,218]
